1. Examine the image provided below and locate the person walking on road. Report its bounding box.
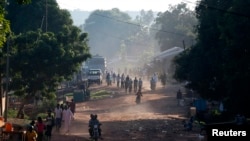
[176,89,183,106]
[116,74,121,87]
[54,103,63,131]
[133,77,138,93]
[26,125,38,141]
[62,105,74,134]
[45,109,54,141]
[138,78,143,91]
[69,99,76,115]
[36,116,46,141]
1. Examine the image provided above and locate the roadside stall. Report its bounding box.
[0,117,26,141]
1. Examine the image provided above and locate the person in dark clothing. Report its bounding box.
[69,99,76,115]
[125,75,130,93]
[128,79,133,93]
[183,116,194,131]
[138,78,143,91]
[176,89,183,105]
[36,117,46,141]
[135,89,143,104]
[45,109,54,141]
[30,120,35,127]
[121,74,125,88]
[133,77,138,93]
[88,114,102,139]
[116,74,120,87]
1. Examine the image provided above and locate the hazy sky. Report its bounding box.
[56,0,198,12]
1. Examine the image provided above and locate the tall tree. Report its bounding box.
[1,0,91,117]
[173,0,250,117]
[83,8,138,59]
[154,3,197,51]
[6,0,73,34]
[134,10,155,26]
[0,1,10,48]
[8,28,90,117]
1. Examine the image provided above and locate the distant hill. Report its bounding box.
[69,9,159,26]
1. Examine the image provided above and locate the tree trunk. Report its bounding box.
[0,74,3,116]
[16,96,31,118]
[16,99,26,118]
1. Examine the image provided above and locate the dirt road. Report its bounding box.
[51,81,206,141]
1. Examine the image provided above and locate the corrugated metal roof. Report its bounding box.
[153,47,184,61]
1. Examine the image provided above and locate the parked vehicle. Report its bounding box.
[85,54,107,74]
[87,69,103,85]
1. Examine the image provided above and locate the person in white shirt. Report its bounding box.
[62,105,74,134]
[54,104,62,131]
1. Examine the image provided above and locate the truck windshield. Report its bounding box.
[88,70,101,75]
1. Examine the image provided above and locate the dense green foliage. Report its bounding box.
[154,3,197,51]
[146,3,197,77]
[0,1,11,48]
[0,0,91,117]
[0,0,34,48]
[83,9,160,70]
[173,0,250,116]
[6,0,73,34]
[9,29,90,98]
[83,8,138,58]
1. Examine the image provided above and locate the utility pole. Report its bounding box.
[4,37,10,122]
[182,40,186,50]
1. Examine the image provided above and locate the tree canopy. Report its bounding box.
[9,28,90,98]
[6,0,73,34]
[83,8,138,59]
[0,0,91,118]
[0,1,10,48]
[173,0,250,116]
[154,3,197,51]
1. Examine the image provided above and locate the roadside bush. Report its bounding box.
[8,109,29,119]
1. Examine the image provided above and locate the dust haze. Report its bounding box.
[78,82,186,123]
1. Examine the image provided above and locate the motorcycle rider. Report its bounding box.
[133,77,138,93]
[135,89,143,104]
[150,77,156,90]
[138,78,143,91]
[88,114,102,139]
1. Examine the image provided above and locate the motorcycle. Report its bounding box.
[91,124,102,141]
[91,124,99,141]
[136,95,141,104]
[150,80,156,91]
[135,91,142,104]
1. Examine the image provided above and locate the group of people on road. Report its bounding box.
[106,71,143,94]
[25,99,75,141]
[105,71,146,106]
[54,99,75,134]
[106,70,161,93]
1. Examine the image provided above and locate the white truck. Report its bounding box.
[85,54,107,74]
[87,69,103,85]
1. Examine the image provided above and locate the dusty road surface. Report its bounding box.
[51,81,206,141]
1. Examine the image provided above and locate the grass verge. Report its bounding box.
[91,90,112,99]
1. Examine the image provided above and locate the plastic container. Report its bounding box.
[190,107,196,116]
[5,122,12,132]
